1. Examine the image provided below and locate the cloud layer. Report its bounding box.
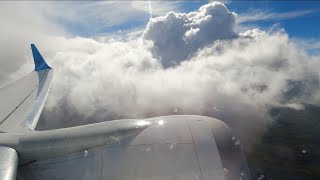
[0,2,319,147]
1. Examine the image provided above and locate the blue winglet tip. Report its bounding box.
[31,44,51,71]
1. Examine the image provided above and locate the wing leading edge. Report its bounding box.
[0,45,53,132]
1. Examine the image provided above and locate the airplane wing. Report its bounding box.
[0,44,53,133]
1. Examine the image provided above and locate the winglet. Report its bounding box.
[31,44,51,71]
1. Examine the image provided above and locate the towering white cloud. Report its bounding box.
[38,27,318,145]
[143,2,237,67]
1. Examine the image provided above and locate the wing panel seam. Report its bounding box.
[0,71,48,127]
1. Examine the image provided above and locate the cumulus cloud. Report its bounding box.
[0,2,319,147]
[143,2,238,67]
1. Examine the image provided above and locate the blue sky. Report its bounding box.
[55,1,320,41]
[227,1,320,39]
[175,1,320,39]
